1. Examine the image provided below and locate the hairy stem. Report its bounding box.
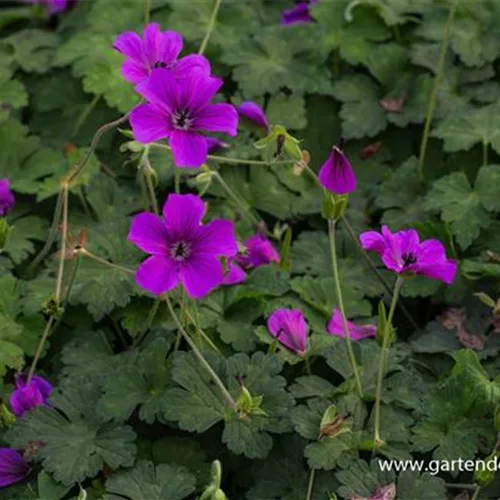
[305,468,316,500]
[213,171,260,227]
[198,0,222,55]
[144,0,151,26]
[79,249,135,275]
[471,485,481,500]
[28,189,63,272]
[67,112,130,184]
[142,152,159,215]
[373,276,404,447]
[417,0,458,181]
[165,296,237,411]
[27,317,55,383]
[184,305,221,354]
[54,186,69,303]
[328,218,363,398]
[71,94,101,139]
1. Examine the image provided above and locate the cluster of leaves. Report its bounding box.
[3,0,500,498]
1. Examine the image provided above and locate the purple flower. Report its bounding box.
[24,0,70,14]
[238,101,269,131]
[222,234,279,286]
[236,234,280,268]
[114,23,210,86]
[206,137,229,154]
[9,374,52,418]
[327,309,376,341]
[360,226,457,284]
[267,308,308,356]
[130,69,238,168]
[318,146,357,195]
[128,194,238,299]
[0,449,29,488]
[281,0,318,25]
[0,179,15,217]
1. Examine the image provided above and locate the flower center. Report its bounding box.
[154,60,174,69]
[170,241,191,261]
[402,252,417,267]
[172,109,192,131]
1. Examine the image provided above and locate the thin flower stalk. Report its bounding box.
[165,295,237,411]
[198,0,222,55]
[141,150,159,215]
[305,468,316,500]
[373,276,404,447]
[328,218,363,398]
[27,316,55,383]
[54,185,69,303]
[417,0,458,181]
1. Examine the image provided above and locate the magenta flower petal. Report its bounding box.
[206,138,229,154]
[0,449,29,488]
[236,234,280,269]
[194,103,239,136]
[194,220,238,259]
[129,103,172,143]
[360,226,457,284]
[281,1,316,25]
[9,374,52,418]
[267,308,308,356]
[114,24,197,85]
[175,54,211,78]
[135,255,179,295]
[162,193,205,239]
[169,130,208,168]
[113,31,143,61]
[130,194,236,298]
[0,179,15,217]
[181,255,224,299]
[131,69,236,168]
[318,146,357,195]
[222,261,247,285]
[327,309,377,341]
[128,213,169,255]
[237,101,269,131]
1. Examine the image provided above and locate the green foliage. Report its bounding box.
[3,0,500,496]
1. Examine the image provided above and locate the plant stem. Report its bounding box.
[471,485,481,500]
[305,468,316,500]
[27,317,55,383]
[54,186,69,303]
[165,296,237,411]
[482,140,489,167]
[150,143,294,166]
[342,216,419,331]
[79,249,135,275]
[198,0,222,55]
[67,112,130,184]
[184,306,221,354]
[28,189,63,272]
[71,94,101,139]
[373,276,404,447]
[174,168,181,194]
[445,483,477,490]
[144,0,151,26]
[212,171,260,227]
[417,0,458,181]
[328,218,363,398]
[142,153,159,215]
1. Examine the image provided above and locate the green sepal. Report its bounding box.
[254,125,302,162]
[474,451,500,487]
[0,403,16,428]
[0,218,11,250]
[322,193,349,221]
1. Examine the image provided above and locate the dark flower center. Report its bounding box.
[154,60,174,69]
[172,109,192,131]
[170,241,191,261]
[402,252,417,267]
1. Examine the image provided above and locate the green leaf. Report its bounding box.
[0,29,59,73]
[164,351,294,459]
[102,461,195,500]
[432,101,500,154]
[37,472,71,500]
[266,93,307,131]
[221,27,332,98]
[425,169,496,249]
[4,215,49,265]
[332,75,387,139]
[97,338,171,424]
[0,65,27,123]
[5,379,137,486]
